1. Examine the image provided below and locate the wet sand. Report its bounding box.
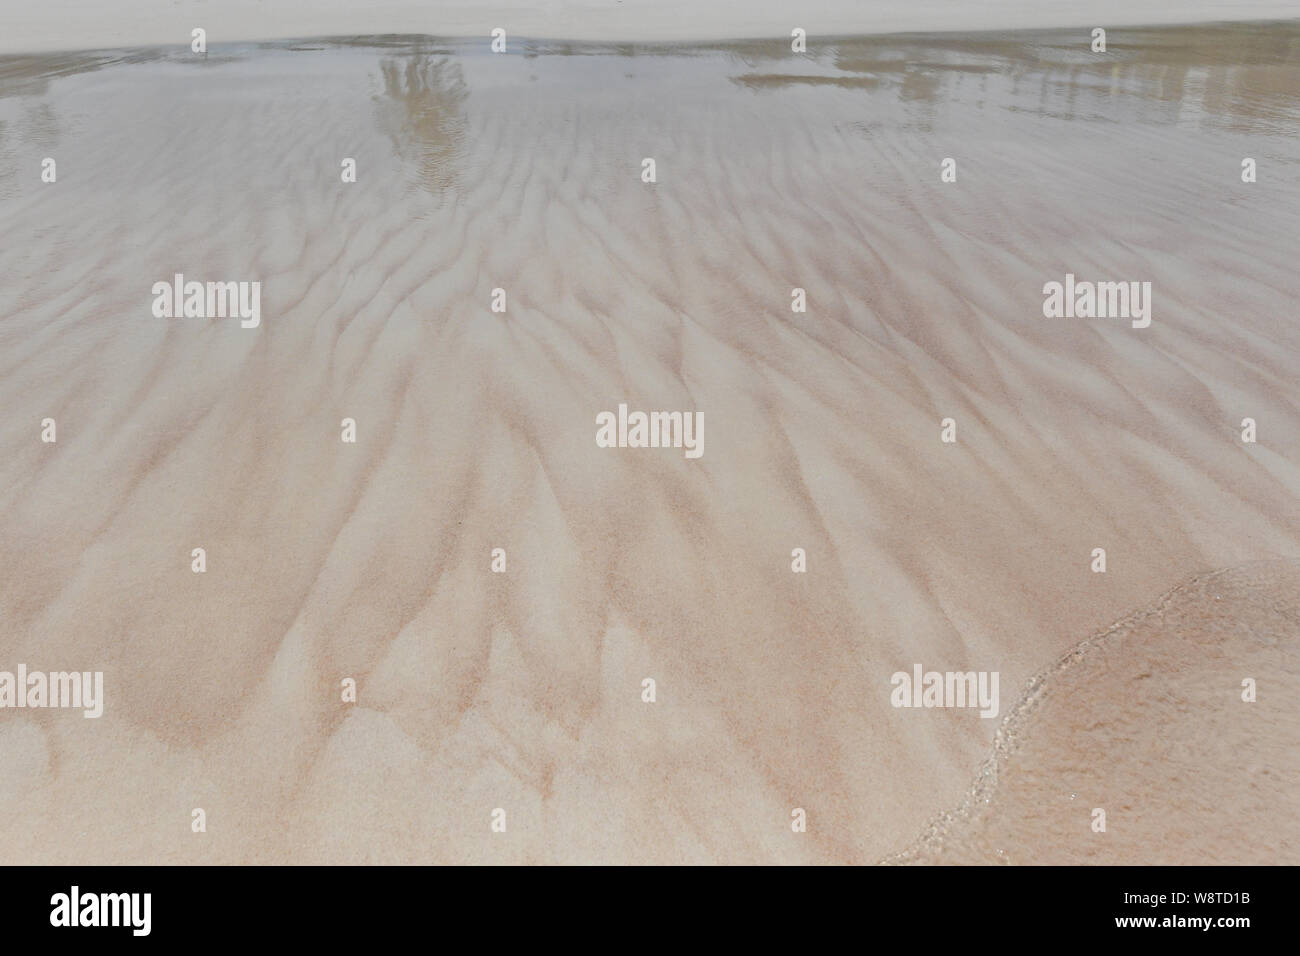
[892,560,1300,865]
[0,21,1298,864]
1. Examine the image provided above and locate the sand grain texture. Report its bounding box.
[894,561,1300,865]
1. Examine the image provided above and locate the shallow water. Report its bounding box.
[894,560,1300,865]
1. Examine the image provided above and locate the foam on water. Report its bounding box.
[890,560,1300,864]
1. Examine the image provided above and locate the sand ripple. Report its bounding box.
[0,24,1297,863]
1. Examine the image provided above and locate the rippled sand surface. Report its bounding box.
[0,22,1298,863]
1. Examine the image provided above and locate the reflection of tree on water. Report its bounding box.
[374,54,468,195]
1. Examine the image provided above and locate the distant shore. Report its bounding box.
[2,0,1299,55]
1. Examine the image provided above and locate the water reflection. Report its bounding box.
[726,21,1300,131]
[373,53,468,195]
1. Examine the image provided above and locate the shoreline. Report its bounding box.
[881,566,1223,864]
[885,560,1300,864]
[3,17,1297,72]
[2,4,1299,57]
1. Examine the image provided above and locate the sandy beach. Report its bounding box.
[1,15,1298,864]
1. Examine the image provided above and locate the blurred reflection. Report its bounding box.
[727,21,1300,132]
[373,53,468,195]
